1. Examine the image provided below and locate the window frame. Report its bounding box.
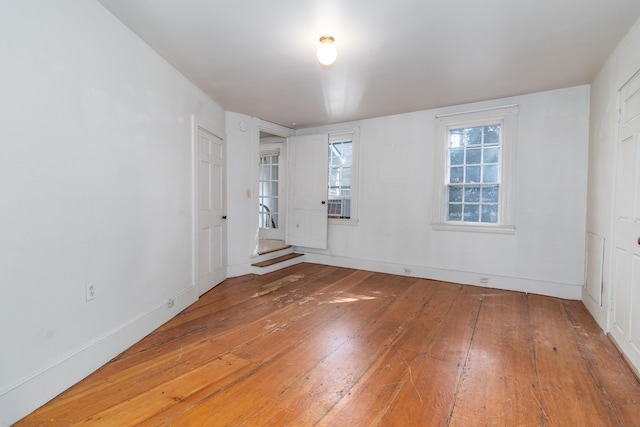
[328,128,360,226]
[432,105,518,233]
[258,147,281,230]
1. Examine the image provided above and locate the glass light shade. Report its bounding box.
[317,36,337,66]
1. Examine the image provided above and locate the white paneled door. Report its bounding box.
[611,70,640,372]
[197,125,226,296]
[287,134,329,249]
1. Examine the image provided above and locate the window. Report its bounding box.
[258,149,280,229]
[328,129,359,223]
[432,105,518,233]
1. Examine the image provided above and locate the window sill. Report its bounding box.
[431,222,515,234]
[329,218,359,226]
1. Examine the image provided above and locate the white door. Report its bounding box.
[611,70,640,372]
[287,134,329,249]
[197,125,226,296]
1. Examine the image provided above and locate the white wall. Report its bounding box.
[0,1,225,424]
[584,18,640,327]
[226,112,258,274]
[226,114,294,275]
[296,86,590,299]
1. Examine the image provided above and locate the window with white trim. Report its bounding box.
[328,129,359,223]
[432,106,518,233]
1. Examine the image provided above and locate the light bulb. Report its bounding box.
[317,35,337,66]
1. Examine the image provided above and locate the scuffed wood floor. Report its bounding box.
[16,263,640,426]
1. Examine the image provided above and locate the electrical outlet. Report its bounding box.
[480,278,489,284]
[403,267,412,274]
[86,282,96,301]
[167,298,175,308]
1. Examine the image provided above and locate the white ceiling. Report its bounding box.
[97,0,640,129]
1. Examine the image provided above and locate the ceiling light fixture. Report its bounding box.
[317,35,337,66]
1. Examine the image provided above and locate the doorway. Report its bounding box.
[258,133,288,254]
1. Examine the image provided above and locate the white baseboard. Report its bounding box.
[582,287,607,330]
[0,287,198,427]
[299,252,582,300]
[227,263,252,278]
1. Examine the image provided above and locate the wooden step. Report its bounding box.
[251,252,304,268]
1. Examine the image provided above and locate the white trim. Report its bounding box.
[257,119,295,138]
[435,104,519,118]
[431,222,515,234]
[299,252,582,300]
[0,287,197,426]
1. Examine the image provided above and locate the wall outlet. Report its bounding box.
[167,298,175,308]
[403,267,412,274]
[480,277,489,284]
[86,282,96,301]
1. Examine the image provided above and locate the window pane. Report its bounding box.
[464,204,479,222]
[449,129,464,147]
[448,204,462,221]
[483,165,499,183]
[483,147,499,163]
[465,166,480,183]
[450,148,464,165]
[481,204,498,223]
[450,166,464,183]
[342,167,351,185]
[272,166,278,180]
[270,182,278,197]
[482,185,499,203]
[329,172,338,187]
[449,186,462,202]
[342,199,351,218]
[467,127,482,145]
[466,148,481,164]
[484,125,500,144]
[464,185,480,202]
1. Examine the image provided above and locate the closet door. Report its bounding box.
[610,70,640,373]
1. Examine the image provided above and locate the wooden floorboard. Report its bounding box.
[15,263,640,426]
[251,252,304,267]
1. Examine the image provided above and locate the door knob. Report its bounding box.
[222,215,227,219]
[321,201,326,204]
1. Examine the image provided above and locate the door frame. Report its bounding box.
[192,115,227,294]
[251,118,294,256]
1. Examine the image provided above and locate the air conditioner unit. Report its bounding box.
[327,200,343,217]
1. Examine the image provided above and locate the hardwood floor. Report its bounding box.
[16,263,640,426]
